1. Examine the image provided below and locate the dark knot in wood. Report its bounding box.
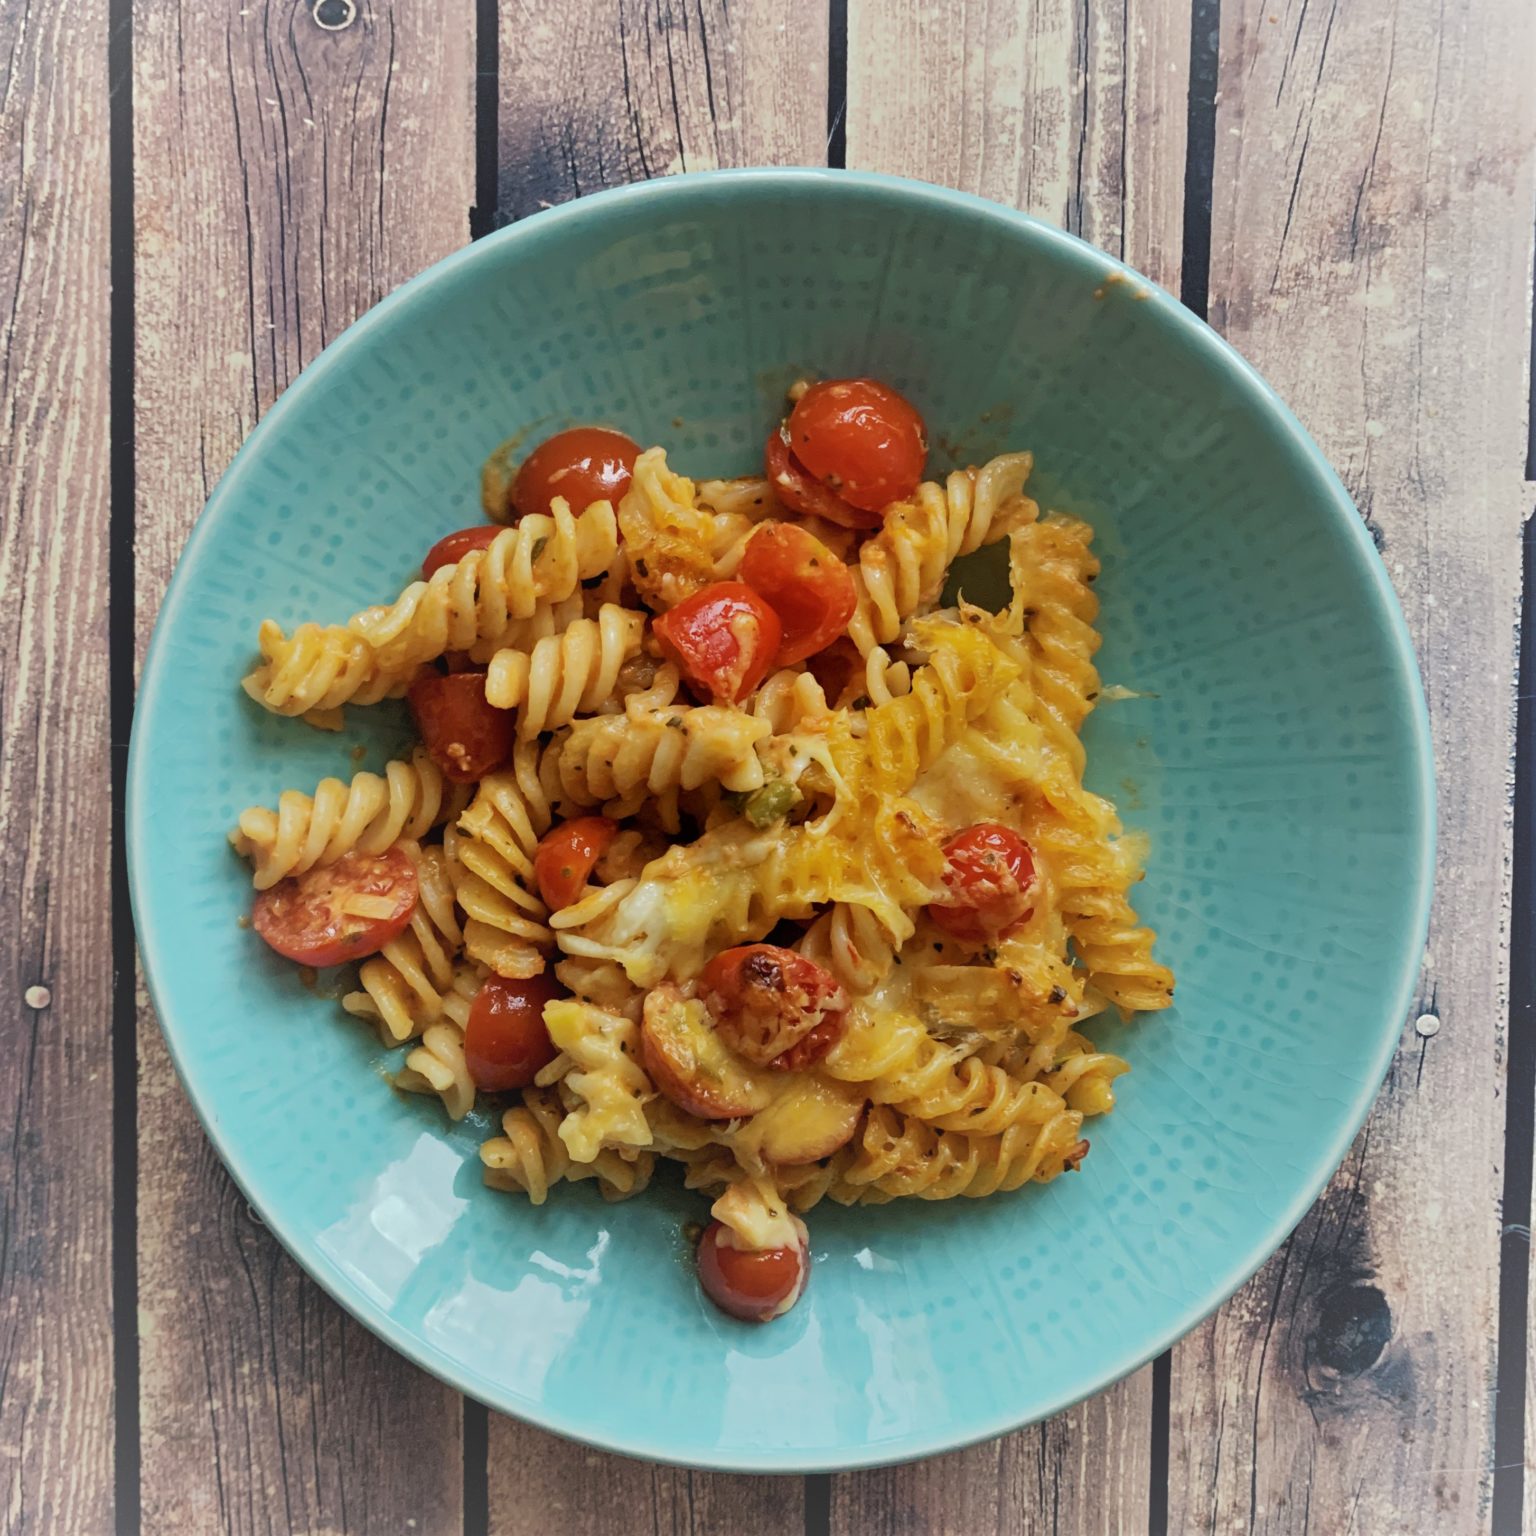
[1313,1281,1393,1377]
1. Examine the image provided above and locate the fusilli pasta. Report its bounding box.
[233,398,1171,1325]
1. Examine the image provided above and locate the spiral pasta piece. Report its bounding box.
[393,965,481,1121]
[825,1012,1068,1136]
[484,604,646,736]
[481,1087,654,1204]
[1007,517,1103,774]
[848,453,1037,654]
[1027,805,1175,1013]
[241,620,416,720]
[547,703,771,808]
[799,903,898,994]
[619,448,756,611]
[341,842,464,1044]
[230,746,471,889]
[842,614,1020,802]
[451,755,553,978]
[829,1102,1084,1203]
[751,669,834,733]
[242,503,617,721]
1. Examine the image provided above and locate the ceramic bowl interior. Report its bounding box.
[129,169,1433,1471]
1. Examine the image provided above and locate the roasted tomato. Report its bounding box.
[786,377,927,513]
[652,581,781,703]
[463,972,564,1091]
[533,817,620,911]
[408,671,516,782]
[698,944,849,1070]
[511,426,641,519]
[252,847,418,967]
[696,1219,810,1322]
[764,425,880,530]
[927,823,1038,944]
[738,523,857,666]
[421,525,501,578]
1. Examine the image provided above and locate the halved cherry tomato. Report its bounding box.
[698,944,849,1070]
[533,817,620,911]
[653,581,781,703]
[252,847,419,967]
[422,525,501,579]
[739,523,857,666]
[928,823,1038,945]
[512,426,641,519]
[463,972,564,1091]
[696,1220,810,1322]
[764,425,880,531]
[408,670,516,782]
[787,378,927,513]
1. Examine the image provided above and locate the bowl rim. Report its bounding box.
[128,165,1436,1472]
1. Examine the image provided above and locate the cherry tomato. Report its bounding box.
[653,581,782,703]
[764,425,880,531]
[463,972,564,1091]
[927,823,1038,945]
[252,847,419,967]
[421,525,501,579]
[533,817,620,911]
[512,426,641,519]
[696,1219,810,1322]
[787,378,927,513]
[739,523,857,666]
[408,671,516,782]
[698,944,848,1070]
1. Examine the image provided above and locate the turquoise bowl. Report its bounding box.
[129,169,1434,1470]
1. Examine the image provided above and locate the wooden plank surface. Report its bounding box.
[1167,2,1536,1533]
[0,5,116,1533]
[485,4,828,1530]
[131,4,476,1531]
[0,0,1527,1529]
[830,3,1189,1532]
[496,0,830,225]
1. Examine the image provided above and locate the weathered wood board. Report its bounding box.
[1167,2,1535,1533]
[0,4,116,1533]
[131,5,475,1531]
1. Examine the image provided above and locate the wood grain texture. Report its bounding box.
[489,1422,806,1536]
[0,4,115,1533]
[132,3,475,1530]
[833,3,1187,1527]
[1168,2,1536,1532]
[495,0,830,224]
[844,0,1189,292]
[484,5,826,1530]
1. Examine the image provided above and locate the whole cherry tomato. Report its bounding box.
[652,581,781,703]
[533,817,620,911]
[927,823,1038,945]
[512,427,641,519]
[252,847,419,967]
[786,378,927,513]
[696,1219,810,1322]
[408,671,516,782]
[739,523,857,666]
[463,972,564,1091]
